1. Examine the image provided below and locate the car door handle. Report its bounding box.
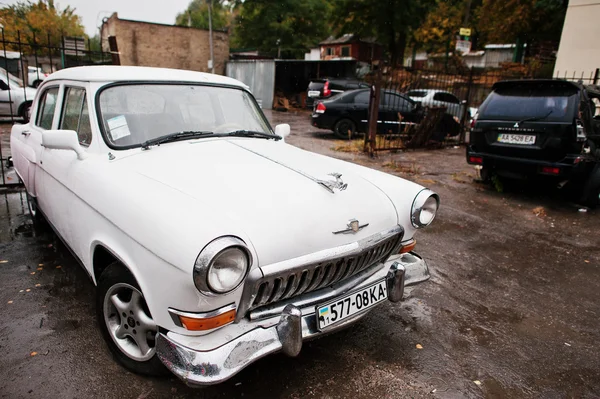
[21,130,31,136]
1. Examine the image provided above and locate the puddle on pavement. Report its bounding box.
[0,191,35,242]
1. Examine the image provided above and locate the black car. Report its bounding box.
[306,78,370,108]
[467,79,600,205]
[311,88,460,139]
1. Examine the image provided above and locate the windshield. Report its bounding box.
[0,71,24,88]
[98,84,273,148]
[478,86,578,122]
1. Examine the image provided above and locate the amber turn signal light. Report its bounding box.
[179,309,236,331]
[399,239,416,254]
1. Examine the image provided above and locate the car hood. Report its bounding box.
[115,138,401,267]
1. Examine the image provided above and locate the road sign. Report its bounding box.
[459,28,471,37]
[63,37,86,56]
[455,40,472,54]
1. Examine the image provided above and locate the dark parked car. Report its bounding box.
[311,88,460,139]
[467,80,600,205]
[306,78,370,108]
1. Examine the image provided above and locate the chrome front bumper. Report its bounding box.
[156,252,430,386]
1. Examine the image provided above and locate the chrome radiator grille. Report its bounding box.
[244,229,403,313]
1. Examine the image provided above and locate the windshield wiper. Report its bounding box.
[141,131,214,149]
[515,110,553,126]
[223,130,281,141]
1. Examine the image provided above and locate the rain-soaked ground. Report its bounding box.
[1,111,599,398]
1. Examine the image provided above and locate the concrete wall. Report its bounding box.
[554,0,600,77]
[101,13,229,74]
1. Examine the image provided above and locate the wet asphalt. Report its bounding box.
[1,111,599,398]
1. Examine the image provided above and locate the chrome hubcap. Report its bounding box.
[103,283,157,361]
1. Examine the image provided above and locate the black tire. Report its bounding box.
[32,80,42,88]
[479,166,492,183]
[96,263,168,376]
[580,165,600,208]
[20,102,32,123]
[333,118,356,139]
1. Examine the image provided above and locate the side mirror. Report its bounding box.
[42,130,87,160]
[275,123,290,140]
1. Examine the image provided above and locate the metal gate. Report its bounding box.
[226,60,275,109]
[0,30,113,188]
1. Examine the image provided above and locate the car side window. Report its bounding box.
[36,87,59,130]
[384,93,412,110]
[354,91,370,104]
[60,87,92,145]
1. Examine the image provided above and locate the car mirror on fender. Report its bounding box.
[41,130,88,160]
[275,123,290,141]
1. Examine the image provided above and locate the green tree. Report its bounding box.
[331,0,434,65]
[0,0,85,49]
[231,0,332,59]
[175,0,232,31]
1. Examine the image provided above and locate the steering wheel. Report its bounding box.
[213,123,244,134]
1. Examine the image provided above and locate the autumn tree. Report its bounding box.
[0,0,85,49]
[231,0,332,59]
[331,0,434,66]
[476,0,567,45]
[414,0,480,53]
[175,0,233,31]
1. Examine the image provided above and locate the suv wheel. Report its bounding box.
[580,165,600,207]
[97,263,167,376]
[334,118,356,139]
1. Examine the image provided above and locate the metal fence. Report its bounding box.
[0,31,113,188]
[363,65,600,155]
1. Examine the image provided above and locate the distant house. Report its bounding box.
[318,34,382,63]
[554,0,600,79]
[421,44,525,70]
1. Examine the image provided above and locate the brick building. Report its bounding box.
[101,13,229,74]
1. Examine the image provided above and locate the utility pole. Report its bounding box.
[208,0,215,74]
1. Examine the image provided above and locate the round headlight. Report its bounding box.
[411,189,439,228]
[207,247,248,293]
[194,237,251,295]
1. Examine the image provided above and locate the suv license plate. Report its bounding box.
[497,133,536,145]
[316,280,388,330]
[308,90,320,98]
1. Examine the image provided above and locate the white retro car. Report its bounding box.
[10,66,438,386]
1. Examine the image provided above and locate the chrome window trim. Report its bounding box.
[168,303,237,327]
[193,236,253,296]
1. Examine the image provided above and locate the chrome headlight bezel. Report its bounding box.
[193,237,252,295]
[411,189,440,228]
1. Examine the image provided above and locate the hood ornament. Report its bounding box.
[317,173,348,193]
[333,218,369,234]
[513,122,520,128]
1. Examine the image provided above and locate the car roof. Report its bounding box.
[407,89,452,94]
[45,66,249,89]
[492,79,581,91]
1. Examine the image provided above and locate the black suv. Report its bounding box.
[467,80,600,205]
[306,78,369,108]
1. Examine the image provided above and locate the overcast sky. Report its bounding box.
[4,0,193,36]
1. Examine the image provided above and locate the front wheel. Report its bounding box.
[97,263,167,376]
[333,118,356,139]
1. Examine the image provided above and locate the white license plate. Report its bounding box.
[497,133,536,145]
[316,280,388,330]
[308,90,321,98]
